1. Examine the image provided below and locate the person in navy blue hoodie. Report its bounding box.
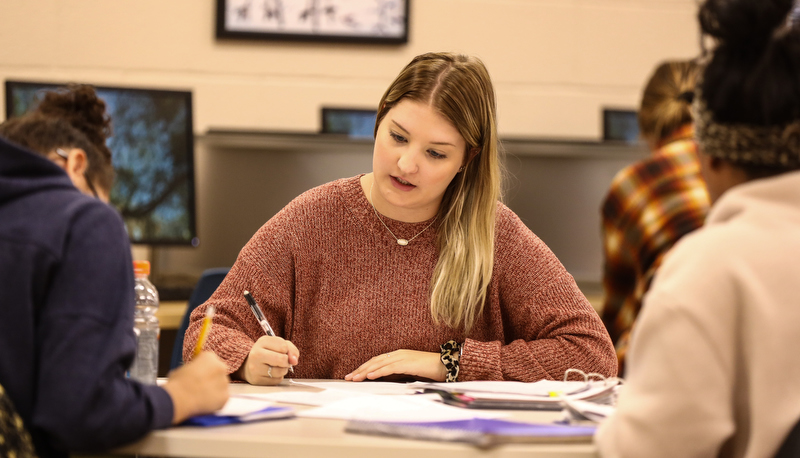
[0,113,229,457]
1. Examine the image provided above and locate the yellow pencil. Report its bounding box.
[193,306,215,358]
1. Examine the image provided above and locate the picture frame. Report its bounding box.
[216,0,409,44]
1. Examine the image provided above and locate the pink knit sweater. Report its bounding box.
[184,175,616,381]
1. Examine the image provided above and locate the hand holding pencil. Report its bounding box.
[166,305,230,425]
[163,351,230,425]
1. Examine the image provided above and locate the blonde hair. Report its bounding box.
[375,52,502,331]
[638,60,699,145]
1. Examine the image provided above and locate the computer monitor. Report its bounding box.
[321,107,377,139]
[5,80,199,246]
[602,109,639,143]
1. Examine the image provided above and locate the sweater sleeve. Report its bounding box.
[33,201,173,453]
[183,203,298,375]
[459,207,618,381]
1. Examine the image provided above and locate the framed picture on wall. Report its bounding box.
[216,0,409,44]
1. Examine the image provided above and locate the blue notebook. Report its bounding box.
[345,418,596,448]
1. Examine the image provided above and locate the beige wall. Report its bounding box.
[0,0,701,289]
[0,0,699,138]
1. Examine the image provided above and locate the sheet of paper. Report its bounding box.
[216,395,276,416]
[562,399,616,422]
[289,380,427,395]
[298,393,505,422]
[239,380,432,407]
[239,388,369,406]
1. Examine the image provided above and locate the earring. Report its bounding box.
[458,166,465,173]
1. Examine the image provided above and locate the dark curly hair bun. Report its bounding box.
[699,0,794,50]
[36,84,112,163]
[698,0,800,126]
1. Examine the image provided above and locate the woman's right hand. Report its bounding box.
[236,335,299,385]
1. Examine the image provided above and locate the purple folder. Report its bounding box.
[346,418,596,448]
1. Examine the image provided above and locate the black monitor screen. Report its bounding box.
[5,81,198,246]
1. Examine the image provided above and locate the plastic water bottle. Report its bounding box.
[129,260,160,385]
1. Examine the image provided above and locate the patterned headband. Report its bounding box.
[693,86,800,168]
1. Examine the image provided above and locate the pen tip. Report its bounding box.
[243,290,250,296]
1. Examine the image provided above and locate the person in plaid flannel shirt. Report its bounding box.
[600,60,710,374]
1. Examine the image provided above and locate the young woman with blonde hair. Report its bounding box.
[185,52,616,384]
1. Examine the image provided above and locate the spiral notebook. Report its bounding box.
[345,418,596,448]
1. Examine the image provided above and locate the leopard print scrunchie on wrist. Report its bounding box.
[439,340,462,382]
